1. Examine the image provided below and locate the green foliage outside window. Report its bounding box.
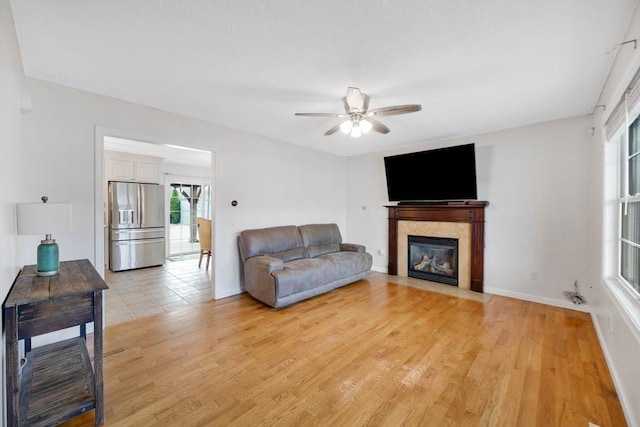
[170,188,181,224]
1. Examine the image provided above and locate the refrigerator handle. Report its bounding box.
[138,185,143,226]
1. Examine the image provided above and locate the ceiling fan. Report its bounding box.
[295,87,422,138]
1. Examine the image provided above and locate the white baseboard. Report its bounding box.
[484,286,591,313]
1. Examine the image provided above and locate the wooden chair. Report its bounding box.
[196,217,212,270]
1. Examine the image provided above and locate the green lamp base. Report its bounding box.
[37,236,59,277]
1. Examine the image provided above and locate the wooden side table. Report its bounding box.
[3,259,108,426]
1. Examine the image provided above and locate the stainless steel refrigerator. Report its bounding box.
[108,181,165,272]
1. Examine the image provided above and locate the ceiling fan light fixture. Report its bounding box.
[359,119,372,134]
[340,120,353,134]
[294,86,421,137]
[350,123,362,138]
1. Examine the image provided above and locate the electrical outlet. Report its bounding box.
[530,272,538,281]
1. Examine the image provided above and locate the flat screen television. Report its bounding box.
[384,143,477,202]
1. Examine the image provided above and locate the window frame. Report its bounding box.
[605,104,640,305]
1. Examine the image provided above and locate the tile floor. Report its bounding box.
[104,254,211,327]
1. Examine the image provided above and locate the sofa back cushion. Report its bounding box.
[239,225,307,263]
[299,223,342,258]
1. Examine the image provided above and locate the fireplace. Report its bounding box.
[386,202,488,292]
[408,235,458,286]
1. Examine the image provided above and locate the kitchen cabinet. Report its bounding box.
[107,159,135,181]
[106,158,160,183]
[4,259,108,426]
[135,161,160,183]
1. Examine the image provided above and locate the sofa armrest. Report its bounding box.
[245,255,284,274]
[340,243,366,253]
[243,255,284,308]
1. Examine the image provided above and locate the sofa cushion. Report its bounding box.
[272,258,336,298]
[306,242,339,258]
[299,223,342,258]
[318,251,373,278]
[268,247,307,262]
[239,225,305,262]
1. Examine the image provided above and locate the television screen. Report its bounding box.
[384,143,477,202]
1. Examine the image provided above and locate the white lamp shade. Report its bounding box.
[340,120,353,134]
[350,123,362,138]
[360,119,372,134]
[16,202,72,235]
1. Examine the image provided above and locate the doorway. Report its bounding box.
[94,126,215,323]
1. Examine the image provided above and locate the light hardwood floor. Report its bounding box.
[63,272,626,426]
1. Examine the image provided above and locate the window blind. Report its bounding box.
[605,67,640,140]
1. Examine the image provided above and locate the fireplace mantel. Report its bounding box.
[386,202,488,292]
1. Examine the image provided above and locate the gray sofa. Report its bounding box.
[238,223,373,308]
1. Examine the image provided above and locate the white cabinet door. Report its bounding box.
[136,162,160,183]
[106,158,160,183]
[108,159,135,181]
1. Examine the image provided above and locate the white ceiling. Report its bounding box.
[10,0,639,157]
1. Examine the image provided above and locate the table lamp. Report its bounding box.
[16,196,72,276]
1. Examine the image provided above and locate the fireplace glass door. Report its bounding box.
[408,235,458,286]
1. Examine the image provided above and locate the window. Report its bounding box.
[605,86,640,300]
[621,116,640,293]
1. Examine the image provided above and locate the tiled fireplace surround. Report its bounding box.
[386,202,488,292]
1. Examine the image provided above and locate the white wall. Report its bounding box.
[589,3,640,426]
[347,114,592,311]
[0,0,24,294]
[0,1,26,425]
[19,76,348,300]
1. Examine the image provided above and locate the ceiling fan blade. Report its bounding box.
[367,104,422,116]
[295,112,346,117]
[367,118,391,134]
[297,88,417,136]
[325,123,342,136]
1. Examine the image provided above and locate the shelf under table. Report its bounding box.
[20,337,96,427]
